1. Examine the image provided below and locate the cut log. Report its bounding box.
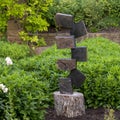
[54,91,85,118]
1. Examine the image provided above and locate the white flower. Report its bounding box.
[3,88,8,93]
[0,83,8,93]
[0,84,5,89]
[5,57,13,65]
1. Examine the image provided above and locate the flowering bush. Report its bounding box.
[5,57,13,66]
[0,84,8,93]
[0,63,50,119]
[0,84,8,120]
[0,37,120,119]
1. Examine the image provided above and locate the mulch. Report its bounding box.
[98,27,120,33]
[45,107,120,120]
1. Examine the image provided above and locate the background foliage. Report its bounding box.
[0,0,53,45]
[0,0,119,35]
[0,41,30,59]
[46,0,120,32]
[0,0,53,32]
[0,37,120,119]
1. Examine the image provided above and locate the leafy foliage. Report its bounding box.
[19,31,46,47]
[104,108,116,120]
[17,37,120,109]
[0,37,120,119]
[77,38,120,108]
[47,0,120,32]
[0,71,50,120]
[1,0,119,34]
[0,41,30,59]
[0,88,8,120]
[0,0,53,45]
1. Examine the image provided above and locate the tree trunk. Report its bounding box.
[54,91,85,118]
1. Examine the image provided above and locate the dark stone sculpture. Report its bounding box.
[59,78,73,94]
[55,13,87,94]
[68,69,86,88]
[70,21,87,38]
[55,13,73,29]
[71,47,87,62]
[57,59,76,71]
[56,35,76,49]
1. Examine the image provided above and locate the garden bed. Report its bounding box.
[45,107,120,120]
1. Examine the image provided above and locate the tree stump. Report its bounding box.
[54,91,85,118]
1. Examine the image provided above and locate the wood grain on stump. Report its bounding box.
[54,91,85,118]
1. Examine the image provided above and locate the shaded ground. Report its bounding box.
[99,27,120,33]
[45,107,120,120]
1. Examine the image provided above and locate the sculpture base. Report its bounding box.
[54,91,85,118]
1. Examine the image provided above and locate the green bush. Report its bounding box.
[0,0,53,33]
[47,0,120,32]
[18,37,120,109]
[77,37,120,108]
[0,51,51,119]
[0,41,30,60]
[0,42,69,119]
[0,71,50,120]
[0,37,120,119]
[1,0,120,33]
[0,0,53,44]
[17,46,70,91]
[0,85,8,120]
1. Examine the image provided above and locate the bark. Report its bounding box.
[54,91,85,118]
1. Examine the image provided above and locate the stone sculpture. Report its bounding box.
[54,13,87,118]
[55,13,87,93]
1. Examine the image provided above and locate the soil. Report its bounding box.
[98,27,120,33]
[45,107,120,120]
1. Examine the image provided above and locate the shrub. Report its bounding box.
[18,37,120,109]
[0,43,69,119]
[0,69,50,120]
[0,0,53,33]
[77,37,120,108]
[0,37,120,119]
[0,41,30,60]
[0,0,53,44]
[47,0,120,32]
[0,84,8,120]
[17,45,70,91]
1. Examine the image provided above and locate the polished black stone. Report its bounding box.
[55,13,73,29]
[70,21,87,38]
[59,78,73,94]
[71,47,87,62]
[68,69,86,88]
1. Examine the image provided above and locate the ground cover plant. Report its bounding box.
[78,38,120,109]
[0,41,30,59]
[0,41,51,120]
[0,37,120,119]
